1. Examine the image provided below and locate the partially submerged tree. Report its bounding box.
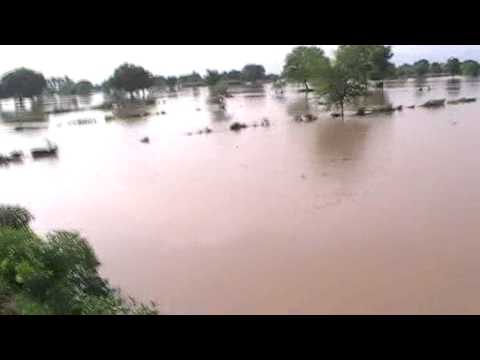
[205,69,223,87]
[282,46,330,92]
[313,47,369,120]
[445,57,461,77]
[430,62,443,74]
[166,76,178,91]
[1,68,46,105]
[413,59,430,77]
[396,64,415,78]
[108,63,154,99]
[461,60,480,76]
[241,64,266,83]
[73,80,94,95]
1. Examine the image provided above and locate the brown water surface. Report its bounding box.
[1,78,480,314]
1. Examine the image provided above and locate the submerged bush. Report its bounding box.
[0,205,157,315]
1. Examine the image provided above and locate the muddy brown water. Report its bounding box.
[2,77,480,314]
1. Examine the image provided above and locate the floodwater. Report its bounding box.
[2,77,480,314]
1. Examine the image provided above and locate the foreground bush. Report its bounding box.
[0,205,157,315]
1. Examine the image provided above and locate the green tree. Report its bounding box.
[241,64,266,83]
[445,57,461,77]
[396,64,414,78]
[73,80,94,95]
[205,69,223,86]
[109,63,154,99]
[166,76,178,91]
[314,56,368,121]
[430,62,443,74]
[282,46,330,91]
[226,70,242,81]
[367,45,395,80]
[0,205,157,315]
[413,59,430,77]
[1,68,46,104]
[461,60,480,76]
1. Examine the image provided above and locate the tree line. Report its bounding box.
[0,63,278,105]
[395,58,480,78]
[1,46,479,112]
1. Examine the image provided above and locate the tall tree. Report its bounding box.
[1,68,46,105]
[396,64,414,78]
[430,62,443,74]
[461,60,480,76]
[73,80,94,95]
[445,57,461,77]
[109,63,154,99]
[314,55,368,121]
[205,69,223,86]
[241,64,266,83]
[282,46,330,91]
[367,45,395,80]
[413,59,430,77]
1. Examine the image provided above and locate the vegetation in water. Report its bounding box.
[0,205,157,315]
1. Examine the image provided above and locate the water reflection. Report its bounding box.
[286,96,310,117]
[446,78,462,95]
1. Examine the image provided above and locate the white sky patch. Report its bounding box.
[0,45,479,83]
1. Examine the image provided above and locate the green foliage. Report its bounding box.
[109,63,154,95]
[46,76,75,95]
[396,64,415,78]
[241,64,266,83]
[413,59,430,77]
[282,46,330,90]
[313,52,368,120]
[0,206,157,315]
[368,45,395,80]
[0,206,34,230]
[430,62,443,74]
[461,60,480,76]
[0,68,47,100]
[205,69,223,87]
[335,45,394,82]
[178,72,204,86]
[166,76,178,91]
[445,57,461,76]
[73,80,94,95]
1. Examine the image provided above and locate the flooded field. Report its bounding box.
[2,77,480,314]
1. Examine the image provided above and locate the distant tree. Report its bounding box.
[178,72,203,86]
[430,62,443,74]
[413,59,430,77]
[205,69,223,86]
[1,68,46,104]
[266,74,280,82]
[226,70,242,81]
[396,64,414,78]
[461,60,480,76]
[152,75,167,88]
[282,46,330,91]
[109,63,154,99]
[73,80,94,95]
[241,64,266,83]
[166,76,178,91]
[46,76,76,95]
[445,57,462,77]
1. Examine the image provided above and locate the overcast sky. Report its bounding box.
[1,45,480,83]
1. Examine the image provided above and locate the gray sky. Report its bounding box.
[1,45,480,83]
